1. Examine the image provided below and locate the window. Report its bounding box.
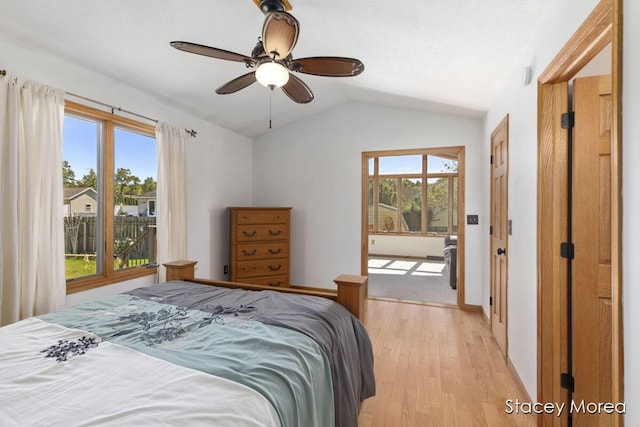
[63,101,157,292]
[366,149,460,236]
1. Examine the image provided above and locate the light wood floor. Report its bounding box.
[358,299,536,427]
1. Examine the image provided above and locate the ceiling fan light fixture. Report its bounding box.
[255,61,290,88]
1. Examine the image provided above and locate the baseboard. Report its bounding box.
[368,253,445,261]
[461,303,482,312]
[507,358,533,403]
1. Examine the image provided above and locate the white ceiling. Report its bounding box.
[0,0,551,137]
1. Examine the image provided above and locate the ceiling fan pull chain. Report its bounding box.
[269,89,273,129]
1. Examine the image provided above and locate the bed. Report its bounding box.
[0,261,375,427]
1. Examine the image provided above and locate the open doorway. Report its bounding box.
[361,147,466,307]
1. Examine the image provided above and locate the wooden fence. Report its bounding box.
[64,216,156,260]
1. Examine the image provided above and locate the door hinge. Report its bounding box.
[490,225,494,235]
[561,373,575,392]
[490,155,494,164]
[561,112,575,129]
[489,296,493,306]
[560,242,575,259]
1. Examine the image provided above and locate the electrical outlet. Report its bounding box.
[467,214,479,225]
[223,265,228,275]
[371,239,375,245]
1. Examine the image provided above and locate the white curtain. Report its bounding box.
[155,122,187,282]
[0,74,66,326]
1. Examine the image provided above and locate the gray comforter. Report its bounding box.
[127,281,375,427]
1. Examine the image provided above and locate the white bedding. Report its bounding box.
[0,318,280,426]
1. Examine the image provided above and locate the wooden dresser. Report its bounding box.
[229,207,291,288]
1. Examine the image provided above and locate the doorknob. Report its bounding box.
[497,248,506,255]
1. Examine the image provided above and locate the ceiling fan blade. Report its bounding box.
[262,11,299,60]
[281,74,314,104]
[170,41,255,65]
[289,57,364,77]
[216,72,257,94]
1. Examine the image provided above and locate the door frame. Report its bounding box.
[360,147,467,309]
[536,0,623,425]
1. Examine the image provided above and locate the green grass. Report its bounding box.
[65,256,149,280]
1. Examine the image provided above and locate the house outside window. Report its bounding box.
[62,101,158,293]
[366,150,459,236]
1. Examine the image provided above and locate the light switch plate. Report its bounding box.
[467,214,479,225]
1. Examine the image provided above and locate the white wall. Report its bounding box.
[66,275,156,306]
[368,235,446,258]
[482,0,640,414]
[252,101,484,304]
[623,0,640,420]
[0,37,253,306]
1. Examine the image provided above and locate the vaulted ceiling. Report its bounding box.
[0,0,551,137]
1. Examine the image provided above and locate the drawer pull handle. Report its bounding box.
[268,248,282,255]
[268,230,282,236]
[242,230,257,237]
[268,282,282,287]
[268,265,282,271]
[242,249,257,256]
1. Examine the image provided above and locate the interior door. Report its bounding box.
[490,115,509,358]
[571,74,613,426]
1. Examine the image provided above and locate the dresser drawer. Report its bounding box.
[234,209,289,225]
[235,223,289,242]
[235,259,289,279]
[235,242,289,261]
[243,275,289,288]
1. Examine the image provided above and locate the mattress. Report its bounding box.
[0,280,375,426]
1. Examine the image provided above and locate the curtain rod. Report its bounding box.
[66,92,197,138]
[0,69,196,138]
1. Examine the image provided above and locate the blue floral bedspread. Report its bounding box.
[126,281,376,427]
[40,292,334,427]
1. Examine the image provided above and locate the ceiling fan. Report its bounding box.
[170,0,364,104]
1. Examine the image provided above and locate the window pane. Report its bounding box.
[379,155,422,175]
[63,115,102,279]
[427,154,458,174]
[402,178,422,232]
[113,128,157,271]
[368,158,374,176]
[378,178,398,232]
[427,177,449,233]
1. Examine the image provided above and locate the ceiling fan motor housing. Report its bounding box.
[259,0,286,14]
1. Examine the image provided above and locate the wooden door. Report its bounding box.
[572,75,612,426]
[490,115,509,358]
